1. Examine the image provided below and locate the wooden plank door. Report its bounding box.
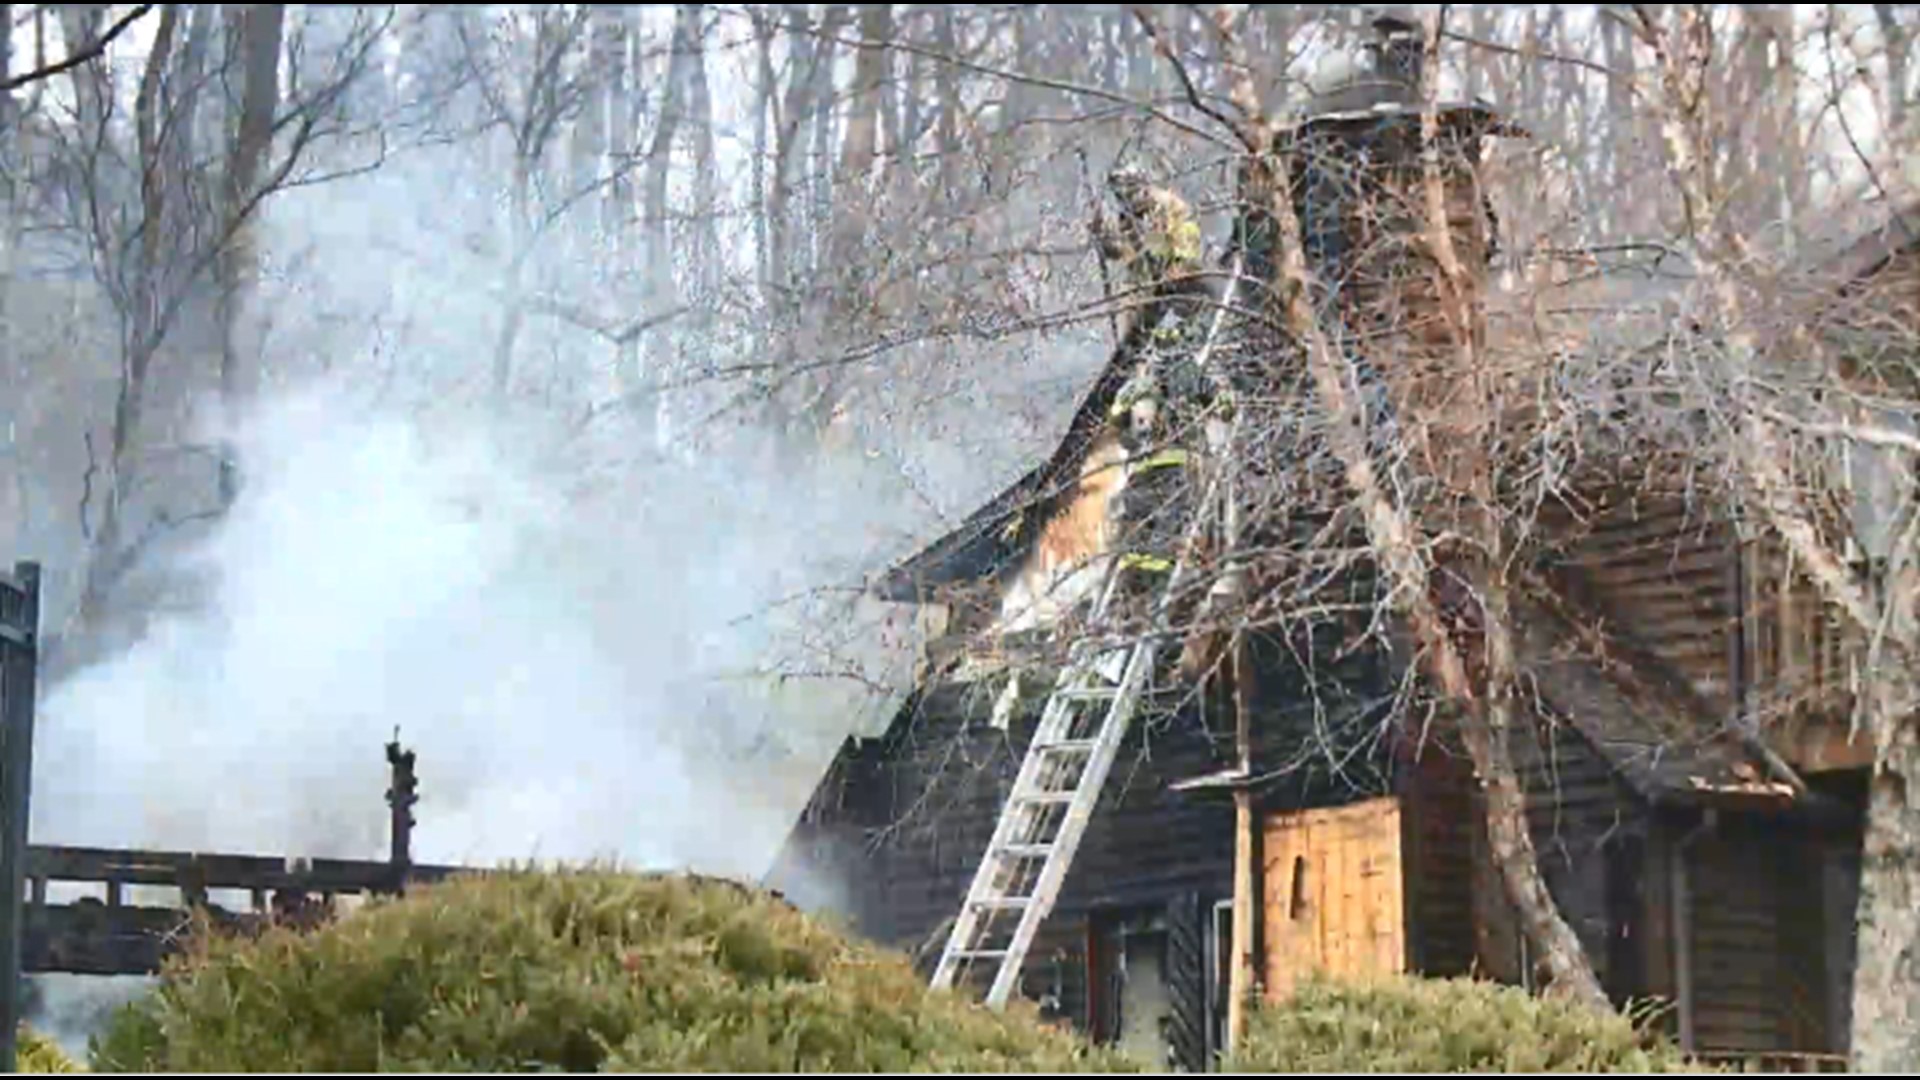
[1261,797,1407,1002]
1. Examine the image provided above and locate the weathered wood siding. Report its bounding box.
[1540,491,1740,719]
[1745,533,1873,772]
[770,631,1395,1067]
[1510,709,1652,999]
[1689,820,1800,1053]
[1540,479,1877,776]
[1396,744,1480,979]
[1665,812,1854,1057]
[799,647,1394,951]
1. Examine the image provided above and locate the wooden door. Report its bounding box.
[1262,797,1408,1001]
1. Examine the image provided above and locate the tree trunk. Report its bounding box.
[215,3,285,509]
[640,4,695,411]
[599,7,641,402]
[752,8,774,308]
[768,5,816,309]
[806,10,840,276]
[879,8,900,175]
[58,6,108,150]
[901,8,924,170]
[1852,657,1920,1070]
[77,2,179,630]
[1408,11,1609,1010]
[684,4,717,392]
[1876,5,1910,138]
[1206,9,1613,1011]
[0,3,11,129]
[491,161,531,407]
[491,8,589,412]
[1261,135,1611,1012]
[1850,502,1920,1070]
[838,5,889,193]
[1633,8,1920,1063]
[824,2,889,338]
[687,7,718,296]
[933,6,959,195]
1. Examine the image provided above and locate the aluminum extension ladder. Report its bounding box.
[927,528,1205,1008]
[929,256,1247,1010]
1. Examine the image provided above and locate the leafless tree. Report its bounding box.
[34,4,391,633]
[1627,5,1918,1068]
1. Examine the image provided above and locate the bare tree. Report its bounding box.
[1193,8,1615,1008]
[1627,5,1919,1068]
[454,5,593,408]
[45,4,392,631]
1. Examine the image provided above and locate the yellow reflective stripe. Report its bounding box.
[1132,448,1191,472]
[1119,553,1174,573]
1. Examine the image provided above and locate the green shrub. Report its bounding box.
[18,1026,83,1073]
[1231,973,1710,1074]
[89,868,1133,1074]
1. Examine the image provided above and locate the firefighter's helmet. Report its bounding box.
[1108,163,1151,203]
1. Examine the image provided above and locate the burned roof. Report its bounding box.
[868,281,1231,605]
[866,347,1135,605]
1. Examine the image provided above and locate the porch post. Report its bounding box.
[0,563,42,1074]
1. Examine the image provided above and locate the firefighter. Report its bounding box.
[1093,164,1203,297]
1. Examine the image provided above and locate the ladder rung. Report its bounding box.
[995,843,1054,859]
[1035,739,1099,755]
[968,897,1032,911]
[949,948,1011,960]
[1056,684,1118,702]
[1013,790,1078,806]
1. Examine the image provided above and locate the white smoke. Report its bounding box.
[29,379,923,879]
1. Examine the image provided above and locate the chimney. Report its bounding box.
[1371,8,1424,91]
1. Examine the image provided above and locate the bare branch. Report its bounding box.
[1442,27,1621,79]
[784,14,1239,151]
[1128,5,1258,152]
[0,3,153,92]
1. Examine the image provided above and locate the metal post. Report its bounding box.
[0,562,42,1073]
[385,738,417,894]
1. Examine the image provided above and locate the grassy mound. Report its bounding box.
[1231,974,1707,1073]
[88,868,1133,1074]
[19,1027,83,1074]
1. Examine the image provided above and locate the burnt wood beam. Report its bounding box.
[22,844,466,894]
[14,846,478,978]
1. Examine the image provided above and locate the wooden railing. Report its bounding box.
[1693,1050,1849,1073]
[20,842,475,977]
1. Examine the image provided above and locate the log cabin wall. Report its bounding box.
[1668,813,1845,1058]
[769,633,1397,1067]
[1395,743,1480,980]
[1535,489,1741,720]
[1508,708,1652,1001]
[1742,534,1873,772]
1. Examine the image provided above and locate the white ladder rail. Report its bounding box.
[926,577,1158,1002]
